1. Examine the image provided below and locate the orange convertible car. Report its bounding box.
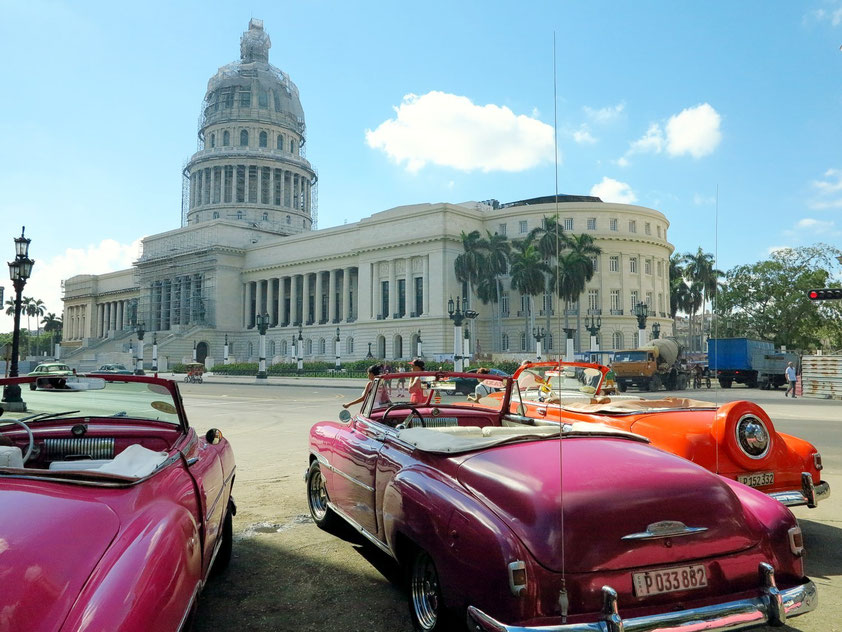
[486,361,829,509]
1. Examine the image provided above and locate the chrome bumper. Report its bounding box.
[467,563,816,632]
[768,473,830,508]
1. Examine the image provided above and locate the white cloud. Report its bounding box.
[590,177,638,204]
[583,103,625,124]
[365,91,554,173]
[0,238,141,334]
[572,125,597,144]
[665,103,722,158]
[693,193,716,206]
[616,157,630,168]
[621,103,722,162]
[796,218,836,231]
[808,168,842,209]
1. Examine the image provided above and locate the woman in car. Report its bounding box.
[343,364,383,409]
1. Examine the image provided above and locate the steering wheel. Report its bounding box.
[383,404,425,429]
[5,419,34,463]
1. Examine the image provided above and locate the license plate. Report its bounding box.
[632,564,707,597]
[737,472,774,487]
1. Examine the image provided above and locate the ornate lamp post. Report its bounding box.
[447,296,477,372]
[256,312,269,379]
[563,328,576,362]
[416,329,423,358]
[151,333,158,372]
[192,340,197,362]
[334,327,342,370]
[652,321,661,340]
[224,334,230,364]
[296,325,304,375]
[1,227,34,411]
[585,313,602,352]
[366,342,374,359]
[532,327,546,361]
[633,301,649,347]
[134,322,145,375]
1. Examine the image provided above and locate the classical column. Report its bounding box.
[423,255,430,316]
[389,260,397,318]
[255,279,264,327]
[345,267,354,321]
[268,278,277,326]
[169,281,178,329]
[97,304,104,338]
[117,300,124,331]
[315,271,324,323]
[328,269,337,323]
[303,273,312,324]
[290,274,299,325]
[404,259,412,317]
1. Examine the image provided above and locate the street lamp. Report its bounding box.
[416,329,423,358]
[532,327,546,361]
[652,321,661,340]
[585,314,602,352]
[563,327,576,362]
[151,333,158,372]
[633,302,649,347]
[134,322,145,375]
[334,327,341,370]
[297,325,304,375]
[2,227,34,411]
[223,334,230,364]
[192,340,197,362]
[366,342,374,359]
[447,296,478,372]
[256,312,269,379]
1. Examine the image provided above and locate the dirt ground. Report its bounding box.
[180,380,841,632]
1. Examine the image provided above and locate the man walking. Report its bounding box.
[785,362,797,398]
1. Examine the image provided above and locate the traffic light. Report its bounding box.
[808,288,842,300]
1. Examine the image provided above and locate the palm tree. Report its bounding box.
[685,281,704,351]
[509,239,549,351]
[528,216,565,338]
[682,248,721,351]
[26,298,46,355]
[4,298,15,316]
[21,296,33,333]
[477,231,511,351]
[669,255,689,338]
[42,312,63,355]
[556,233,602,350]
[454,230,487,357]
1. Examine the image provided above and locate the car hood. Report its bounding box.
[457,437,761,573]
[0,484,120,632]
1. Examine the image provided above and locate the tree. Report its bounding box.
[715,244,842,349]
[560,233,601,349]
[454,230,487,357]
[682,248,722,350]
[476,231,511,351]
[528,216,566,338]
[669,255,689,337]
[508,238,549,351]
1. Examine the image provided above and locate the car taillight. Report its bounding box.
[508,560,527,596]
[788,526,804,557]
[813,453,823,471]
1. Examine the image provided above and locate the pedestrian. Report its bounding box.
[408,358,426,404]
[396,364,407,396]
[785,362,797,398]
[343,364,384,409]
[468,367,499,402]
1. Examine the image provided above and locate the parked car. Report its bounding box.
[495,361,829,509]
[444,367,509,394]
[307,370,816,631]
[0,373,236,631]
[91,363,134,375]
[27,361,74,390]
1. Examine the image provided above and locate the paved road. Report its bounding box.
[181,379,841,631]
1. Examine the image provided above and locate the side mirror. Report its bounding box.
[205,428,223,445]
[338,409,352,422]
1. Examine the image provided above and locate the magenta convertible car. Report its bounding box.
[0,374,236,632]
[307,371,816,631]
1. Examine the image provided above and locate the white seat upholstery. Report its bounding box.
[49,459,112,471]
[0,446,24,469]
[481,426,559,438]
[95,444,168,478]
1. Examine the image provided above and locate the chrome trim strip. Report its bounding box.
[326,500,394,558]
[621,521,707,541]
[311,451,375,493]
[768,480,830,507]
[466,573,817,632]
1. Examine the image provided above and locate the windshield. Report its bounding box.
[1,378,182,426]
[613,351,648,362]
[514,364,604,405]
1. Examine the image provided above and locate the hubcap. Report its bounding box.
[308,466,328,520]
[411,552,440,630]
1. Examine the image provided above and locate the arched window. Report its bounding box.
[229,341,235,355]
[236,211,243,220]
[240,130,249,146]
[210,133,215,148]
[212,212,219,219]
[347,337,354,354]
[268,340,275,356]
[547,333,553,350]
[319,338,326,354]
[303,218,306,227]
[612,331,624,349]
[262,212,268,221]
[286,215,291,224]
[248,341,254,358]
[223,131,230,146]
[502,333,509,351]
[306,339,313,355]
[393,335,403,359]
[277,135,284,150]
[290,139,295,153]
[376,335,386,359]
[259,131,267,148]
[281,340,288,356]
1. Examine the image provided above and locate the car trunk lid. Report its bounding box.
[456,436,761,573]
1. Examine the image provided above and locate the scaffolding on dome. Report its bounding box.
[133,227,220,333]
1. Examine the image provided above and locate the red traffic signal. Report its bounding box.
[808,288,842,300]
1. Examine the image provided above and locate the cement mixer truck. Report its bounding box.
[611,338,690,392]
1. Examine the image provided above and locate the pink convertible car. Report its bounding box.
[307,371,816,631]
[0,373,236,631]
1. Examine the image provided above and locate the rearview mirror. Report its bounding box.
[35,376,106,391]
[338,409,352,422]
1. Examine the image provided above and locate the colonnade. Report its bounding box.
[148,275,205,331]
[65,305,87,340]
[370,256,430,320]
[190,163,310,213]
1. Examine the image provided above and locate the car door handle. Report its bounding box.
[187,457,200,466]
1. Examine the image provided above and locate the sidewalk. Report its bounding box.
[160,372,368,390]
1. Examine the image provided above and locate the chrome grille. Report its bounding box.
[44,438,115,460]
[421,417,458,428]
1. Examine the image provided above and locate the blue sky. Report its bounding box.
[1,0,841,332]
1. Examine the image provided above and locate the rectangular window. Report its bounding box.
[415,277,423,315]
[631,290,638,307]
[236,166,246,203]
[212,167,222,204]
[519,220,528,234]
[658,293,664,313]
[629,257,638,273]
[657,260,663,277]
[644,258,652,275]
[564,217,574,231]
[587,217,597,230]
[590,256,599,272]
[646,291,653,308]
[609,255,619,272]
[248,166,258,203]
[381,281,389,318]
[501,293,509,316]
[629,220,637,233]
[224,166,233,203]
[261,166,270,204]
[657,225,662,238]
[610,218,618,231]
[498,223,507,236]
[398,279,406,317]
[521,295,530,313]
[258,90,268,108]
[588,289,599,311]
[610,289,621,311]
[273,168,282,205]
[203,168,211,204]
[645,222,651,235]
[239,90,251,107]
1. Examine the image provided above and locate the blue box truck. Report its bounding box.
[707,338,798,389]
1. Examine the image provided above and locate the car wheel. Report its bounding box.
[211,503,234,576]
[29,382,36,391]
[719,378,732,388]
[408,549,454,632]
[617,382,627,392]
[306,460,340,531]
